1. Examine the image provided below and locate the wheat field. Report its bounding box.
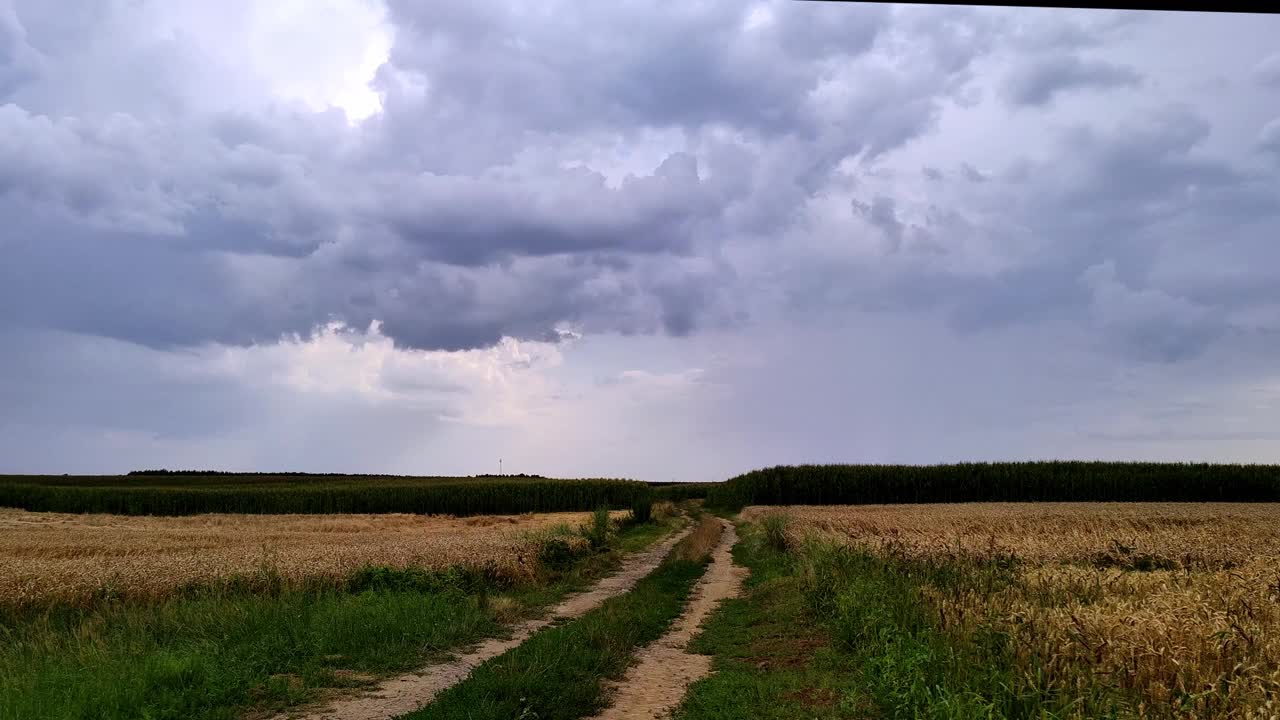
[748,503,1280,718]
[0,508,617,611]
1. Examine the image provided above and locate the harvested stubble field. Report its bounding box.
[0,508,620,612]
[746,503,1280,718]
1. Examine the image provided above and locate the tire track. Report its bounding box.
[589,519,746,720]
[269,524,694,720]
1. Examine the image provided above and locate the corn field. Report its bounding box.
[650,482,716,502]
[0,474,652,516]
[708,462,1280,509]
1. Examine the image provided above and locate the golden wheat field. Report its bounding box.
[747,503,1280,718]
[0,508,618,611]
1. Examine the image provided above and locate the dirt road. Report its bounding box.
[589,519,746,720]
[270,523,695,720]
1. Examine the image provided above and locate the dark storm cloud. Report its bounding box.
[1027,109,1243,240]
[0,90,736,349]
[0,330,252,440]
[1003,54,1143,106]
[778,103,1280,364]
[967,108,1276,363]
[5,1,1280,476]
[0,211,247,347]
[0,0,1007,353]
[375,153,723,266]
[1080,260,1226,363]
[368,0,993,175]
[379,0,888,140]
[0,0,1276,371]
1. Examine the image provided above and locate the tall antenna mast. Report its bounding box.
[499,458,503,476]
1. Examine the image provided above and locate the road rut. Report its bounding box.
[589,519,745,720]
[270,524,695,720]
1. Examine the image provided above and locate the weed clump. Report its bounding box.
[760,513,792,553]
[628,495,653,525]
[582,506,614,551]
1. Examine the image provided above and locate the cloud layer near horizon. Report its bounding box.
[3,1,1279,478]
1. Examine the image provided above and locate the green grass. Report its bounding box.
[676,522,1134,720]
[2,587,493,720]
[616,516,675,553]
[675,523,861,720]
[0,519,679,720]
[405,535,712,720]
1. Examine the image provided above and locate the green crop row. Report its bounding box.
[705,461,1280,509]
[650,482,716,502]
[0,475,652,516]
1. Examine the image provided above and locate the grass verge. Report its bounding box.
[405,516,722,720]
[675,521,1137,720]
[0,516,683,720]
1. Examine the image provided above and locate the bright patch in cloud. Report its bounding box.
[244,0,391,121]
[206,320,569,425]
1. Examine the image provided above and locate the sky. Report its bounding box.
[2,1,1279,480]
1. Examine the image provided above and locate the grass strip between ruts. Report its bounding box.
[403,518,719,720]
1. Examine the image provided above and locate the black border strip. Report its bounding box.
[797,0,1278,14]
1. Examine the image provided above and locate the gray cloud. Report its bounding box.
[1004,8,1147,53]
[1261,118,1280,158]
[378,0,889,141]
[0,0,1009,354]
[3,1,1280,475]
[1081,260,1224,363]
[959,163,988,182]
[764,102,1280,366]
[1004,54,1142,106]
[375,153,722,266]
[852,196,906,251]
[1256,53,1280,87]
[0,2,40,96]
[983,107,1277,361]
[0,328,261,442]
[0,2,1260,370]
[0,327,478,474]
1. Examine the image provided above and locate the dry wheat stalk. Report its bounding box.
[749,503,1280,719]
[0,509,619,610]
